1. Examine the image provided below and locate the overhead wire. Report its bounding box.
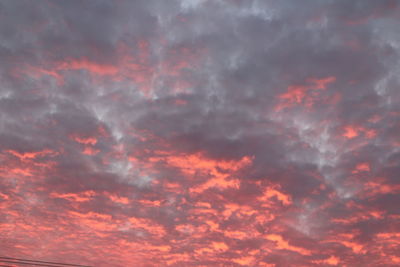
[0,256,91,267]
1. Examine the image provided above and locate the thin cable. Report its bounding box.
[0,257,91,267]
[0,260,72,267]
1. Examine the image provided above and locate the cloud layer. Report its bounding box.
[1,0,399,266]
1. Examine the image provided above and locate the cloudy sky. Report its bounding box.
[1,0,400,266]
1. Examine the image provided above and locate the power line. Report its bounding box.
[0,259,67,267]
[0,256,91,267]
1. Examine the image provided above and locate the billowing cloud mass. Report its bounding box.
[1,1,400,266]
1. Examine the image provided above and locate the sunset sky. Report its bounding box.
[1,1,400,266]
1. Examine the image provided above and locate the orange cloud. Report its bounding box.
[106,193,130,205]
[211,241,229,252]
[7,149,58,161]
[71,135,98,145]
[342,125,377,139]
[343,125,359,139]
[275,76,336,111]
[149,151,253,193]
[352,162,371,174]
[265,234,311,255]
[82,146,100,155]
[50,191,96,202]
[128,217,166,237]
[313,256,340,266]
[363,179,400,197]
[57,58,118,75]
[232,256,256,266]
[258,186,292,206]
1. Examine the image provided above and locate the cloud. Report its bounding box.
[0,0,399,266]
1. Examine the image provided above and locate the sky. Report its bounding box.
[0,0,399,266]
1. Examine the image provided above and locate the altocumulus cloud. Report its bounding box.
[0,0,399,266]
